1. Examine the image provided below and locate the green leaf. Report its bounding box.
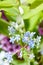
[0,19,9,35]
[20,5,30,19]
[0,0,19,8]
[12,56,30,65]
[0,1,14,8]
[27,0,36,4]
[4,0,19,6]
[28,12,41,31]
[0,7,19,21]
[30,0,43,8]
[23,4,43,19]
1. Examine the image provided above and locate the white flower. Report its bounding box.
[10,36,15,43]
[10,22,15,27]
[5,53,13,63]
[29,53,35,60]
[19,6,24,15]
[18,51,22,59]
[3,60,9,65]
[0,51,5,60]
[0,60,9,65]
[15,35,20,42]
[30,32,36,38]
[10,22,19,30]
[36,36,41,47]
[0,59,3,65]
[14,23,19,30]
[36,36,41,43]
[0,51,13,65]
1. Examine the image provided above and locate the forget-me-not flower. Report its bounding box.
[8,26,15,35]
[10,36,15,44]
[28,39,35,48]
[22,31,35,48]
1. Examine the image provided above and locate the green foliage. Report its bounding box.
[0,18,9,35]
[0,0,43,65]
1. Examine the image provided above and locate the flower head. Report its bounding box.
[10,36,15,44]
[28,39,35,48]
[29,53,35,60]
[8,26,15,35]
[0,51,13,65]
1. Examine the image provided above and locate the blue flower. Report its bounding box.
[24,31,30,37]
[22,31,30,43]
[28,40,35,48]
[22,36,28,43]
[10,36,15,43]
[8,26,15,35]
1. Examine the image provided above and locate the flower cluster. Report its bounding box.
[8,23,41,49]
[0,0,43,65]
[0,23,41,65]
[0,51,12,65]
[8,21,41,61]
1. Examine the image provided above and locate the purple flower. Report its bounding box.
[0,34,6,41]
[0,34,21,54]
[38,20,43,36]
[0,10,9,22]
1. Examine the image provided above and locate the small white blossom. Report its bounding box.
[0,60,4,65]
[29,53,35,60]
[10,22,16,27]
[10,22,19,30]
[30,32,36,38]
[15,35,20,42]
[36,36,41,47]
[5,52,13,63]
[0,51,5,60]
[14,23,19,30]
[36,36,41,43]
[18,51,22,59]
[3,61,9,65]
[10,36,15,43]
[0,51,13,65]
[19,6,24,15]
